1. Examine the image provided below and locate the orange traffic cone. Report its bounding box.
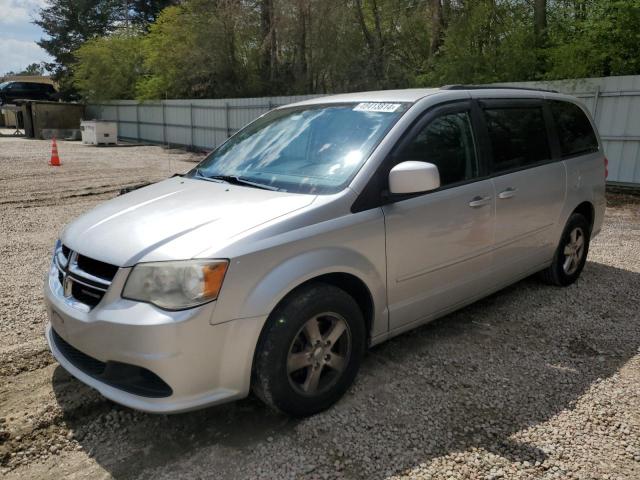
[50,137,61,166]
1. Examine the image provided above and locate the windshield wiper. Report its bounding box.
[191,168,226,183]
[209,175,280,191]
[192,169,279,191]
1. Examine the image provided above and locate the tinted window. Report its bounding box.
[550,101,598,157]
[395,112,478,186]
[484,107,550,173]
[27,83,48,92]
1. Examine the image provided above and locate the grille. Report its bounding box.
[71,281,103,308]
[52,329,173,398]
[77,254,118,281]
[54,245,118,310]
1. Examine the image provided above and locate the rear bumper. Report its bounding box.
[44,271,267,413]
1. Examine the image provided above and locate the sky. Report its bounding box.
[0,0,52,75]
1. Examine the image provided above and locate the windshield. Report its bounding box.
[189,102,408,194]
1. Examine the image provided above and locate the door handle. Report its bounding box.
[468,196,492,208]
[498,187,517,199]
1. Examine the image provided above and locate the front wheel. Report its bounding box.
[252,283,365,417]
[540,213,591,286]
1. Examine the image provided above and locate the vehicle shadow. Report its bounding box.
[52,261,640,479]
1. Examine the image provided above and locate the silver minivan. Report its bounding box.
[45,87,606,416]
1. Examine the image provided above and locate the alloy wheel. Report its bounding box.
[287,312,351,396]
[562,226,585,275]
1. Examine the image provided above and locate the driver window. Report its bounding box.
[396,111,479,186]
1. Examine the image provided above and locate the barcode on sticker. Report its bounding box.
[353,103,401,113]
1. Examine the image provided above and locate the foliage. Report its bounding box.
[56,0,640,101]
[129,0,178,27]
[425,1,539,85]
[3,63,47,77]
[73,33,144,101]
[35,0,122,99]
[136,2,258,99]
[546,0,640,79]
[35,0,178,100]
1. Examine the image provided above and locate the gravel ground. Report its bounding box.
[0,135,639,480]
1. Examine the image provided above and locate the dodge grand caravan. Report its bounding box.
[45,86,606,416]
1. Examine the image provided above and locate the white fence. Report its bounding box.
[503,75,640,187]
[87,75,640,186]
[85,95,321,152]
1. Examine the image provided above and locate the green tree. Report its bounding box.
[35,0,177,99]
[35,0,122,99]
[546,0,640,79]
[425,1,538,85]
[3,63,47,77]
[264,0,371,94]
[129,0,179,26]
[73,33,144,101]
[44,0,640,101]
[137,2,258,99]
[350,0,437,90]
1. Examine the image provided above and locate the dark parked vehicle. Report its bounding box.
[0,81,57,105]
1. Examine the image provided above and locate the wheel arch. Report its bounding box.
[249,270,376,396]
[237,247,385,336]
[273,272,374,341]
[572,201,595,233]
[249,274,373,415]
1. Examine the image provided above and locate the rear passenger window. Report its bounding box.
[395,112,478,186]
[550,101,598,157]
[484,107,550,173]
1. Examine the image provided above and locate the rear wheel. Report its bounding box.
[540,213,591,286]
[252,283,365,417]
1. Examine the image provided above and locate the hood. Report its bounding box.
[62,177,316,266]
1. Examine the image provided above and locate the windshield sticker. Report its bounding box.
[353,102,401,113]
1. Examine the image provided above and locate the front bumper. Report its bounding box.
[44,264,267,413]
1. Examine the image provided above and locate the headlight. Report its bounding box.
[122,260,228,310]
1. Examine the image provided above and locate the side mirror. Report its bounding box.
[388,161,440,195]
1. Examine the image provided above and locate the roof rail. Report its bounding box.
[441,84,559,94]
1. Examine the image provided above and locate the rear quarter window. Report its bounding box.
[550,100,599,157]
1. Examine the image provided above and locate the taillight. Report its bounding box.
[604,157,609,179]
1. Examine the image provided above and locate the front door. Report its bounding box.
[382,103,496,332]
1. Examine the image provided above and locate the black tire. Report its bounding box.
[252,283,366,417]
[540,213,591,286]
